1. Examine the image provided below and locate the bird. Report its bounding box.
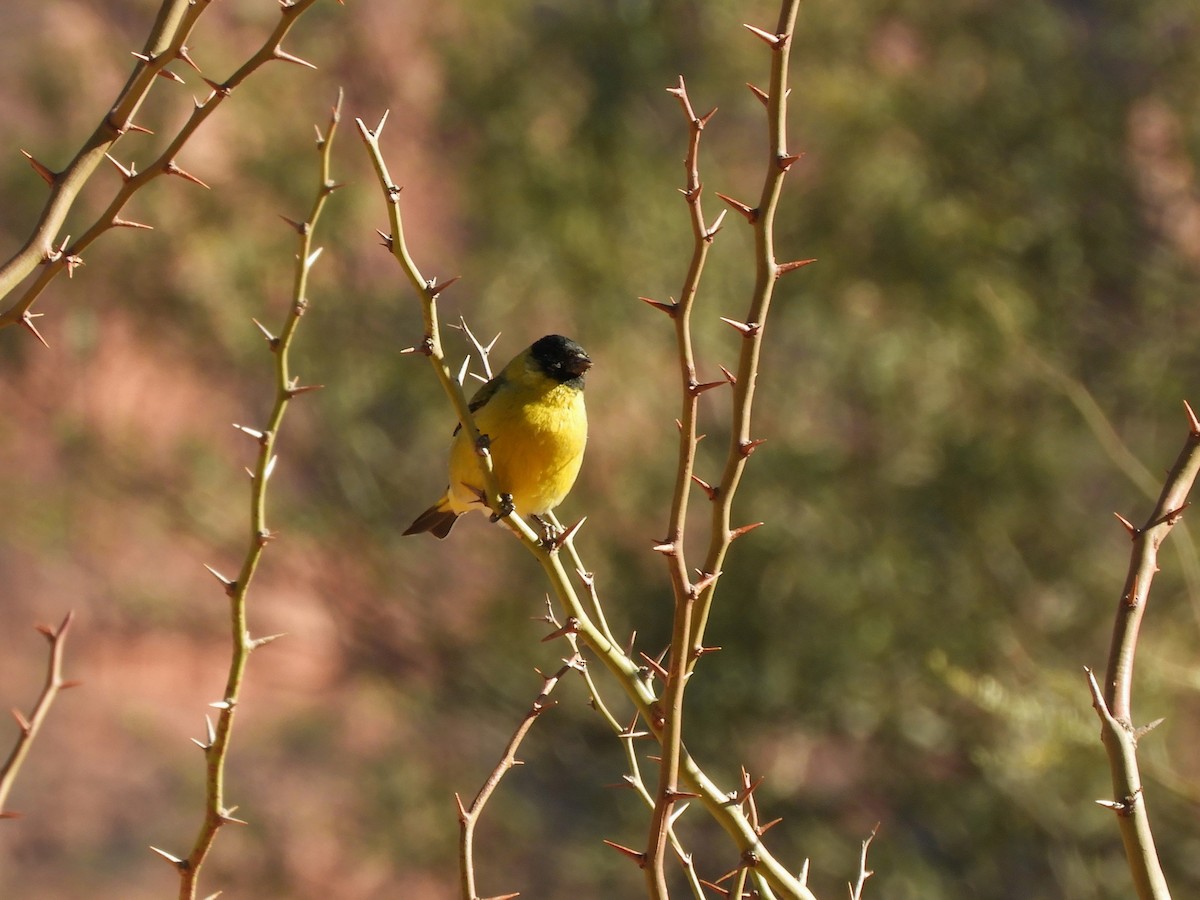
[403,334,591,539]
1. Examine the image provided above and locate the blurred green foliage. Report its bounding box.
[2,0,1200,898]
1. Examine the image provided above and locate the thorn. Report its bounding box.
[667,802,691,829]
[1096,798,1128,812]
[776,258,817,276]
[719,316,761,337]
[0,811,23,821]
[704,209,728,241]
[279,214,307,234]
[607,776,638,791]
[689,378,726,397]
[714,192,759,223]
[663,787,702,801]
[619,711,649,740]
[155,67,185,84]
[692,570,720,595]
[218,808,249,826]
[125,122,154,135]
[690,474,719,500]
[739,438,767,457]
[1113,512,1138,538]
[719,365,737,384]
[203,564,237,597]
[429,275,461,297]
[541,617,580,643]
[20,311,49,348]
[1185,400,1200,436]
[111,217,153,230]
[51,609,75,638]
[639,295,678,317]
[248,628,285,652]
[190,736,211,751]
[651,539,677,556]
[638,651,669,681]
[286,382,324,397]
[601,840,647,867]
[208,699,233,710]
[1135,717,1165,742]
[697,106,717,128]
[64,254,84,278]
[176,45,202,74]
[165,160,210,189]
[549,516,587,550]
[232,423,267,442]
[20,149,57,185]
[698,880,731,897]
[104,153,136,181]
[205,715,216,745]
[743,23,786,49]
[695,644,722,657]
[10,708,31,735]
[778,152,804,172]
[251,318,279,348]
[729,521,765,541]
[737,773,765,803]
[756,816,784,835]
[372,109,391,137]
[273,47,318,69]
[746,82,769,106]
[149,846,188,870]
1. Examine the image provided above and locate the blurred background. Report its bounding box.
[2,0,1200,897]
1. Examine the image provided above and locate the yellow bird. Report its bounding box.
[403,334,591,538]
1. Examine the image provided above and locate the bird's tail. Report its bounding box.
[402,497,460,539]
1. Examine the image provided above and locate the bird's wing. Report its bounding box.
[452,372,506,435]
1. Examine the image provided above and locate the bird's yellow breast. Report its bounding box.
[446,374,587,517]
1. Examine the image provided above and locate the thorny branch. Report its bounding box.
[0,612,79,819]
[456,658,578,900]
[357,3,818,896]
[645,1,808,895]
[0,0,331,340]
[151,93,342,900]
[1088,401,1200,900]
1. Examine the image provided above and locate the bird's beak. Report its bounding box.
[567,351,592,377]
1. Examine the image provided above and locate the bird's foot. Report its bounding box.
[532,514,560,547]
[490,493,515,522]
